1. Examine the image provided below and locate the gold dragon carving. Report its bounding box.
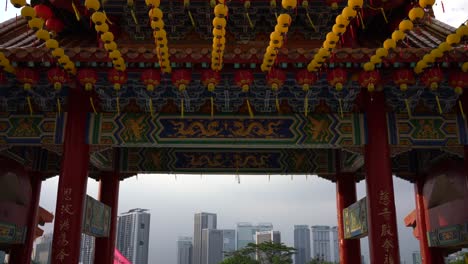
[169,120,222,137]
[122,116,146,142]
[308,117,331,142]
[231,120,282,137]
[11,118,38,137]
[183,153,224,167]
[233,154,271,168]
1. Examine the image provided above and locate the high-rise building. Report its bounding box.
[311,225,331,262]
[255,231,281,261]
[0,251,5,263]
[193,212,217,264]
[331,226,339,263]
[34,233,53,264]
[116,208,151,264]
[236,222,273,249]
[294,225,311,264]
[177,236,193,264]
[412,251,421,264]
[80,233,95,264]
[201,229,223,264]
[222,229,235,259]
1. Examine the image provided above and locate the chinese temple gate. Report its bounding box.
[0,0,467,263]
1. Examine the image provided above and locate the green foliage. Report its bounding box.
[307,259,335,264]
[448,260,465,264]
[221,242,296,264]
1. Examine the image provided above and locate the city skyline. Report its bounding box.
[294,225,311,264]
[116,208,151,264]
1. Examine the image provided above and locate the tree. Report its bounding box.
[307,259,334,264]
[221,242,296,264]
[220,254,260,264]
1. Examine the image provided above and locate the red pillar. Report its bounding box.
[50,88,90,263]
[364,91,400,264]
[94,169,120,264]
[336,172,361,264]
[9,172,42,264]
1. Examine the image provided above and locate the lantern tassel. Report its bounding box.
[181,98,184,118]
[459,100,466,120]
[116,97,120,115]
[435,95,442,114]
[405,98,412,118]
[103,10,113,24]
[246,99,254,118]
[130,9,138,25]
[26,96,33,116]
[210,96,214,118]
[89,97,97,114]
[306,12,317,32]
[149,98,154,119]
[358,11,365,29]
[56,98,61,116]
[188,10,196,28]
[71,1,81,21]
[246,13,254,29]
[304,94,308,117]
[380,8,388,23]
[338,98,343,119]
[275,95,280,113]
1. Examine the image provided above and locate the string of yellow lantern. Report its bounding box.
[211,1,228,72]
[146,0,171,74]
[0,52,15,74]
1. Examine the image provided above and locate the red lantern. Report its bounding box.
[77,69,97,91]
[296,69,317,91]
[171,69,191,92]
[201,70,221,92]
[34,4,53,21]
[47,68,67,90]
[449,71,468,95]
[141,69,161,91]
[16,68,39,90]
[421,68,444,91]
[234,70,254,92]
[327,68,347,91]
[45,18,64,33]
[393,69,415,91]
[358,70,381,92]
[107,69,127,90]
[266,69,286,91]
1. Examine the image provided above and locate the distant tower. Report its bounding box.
[255,231,281,261]
[34,233,53,264]
[294,225,311,264]
[193,212,217,264]
[201,229,223,264]
[80,233,95,264]
[222,229,236,259]
[311,225,331,262]
[331,226,339,263]
[116,208,151,264]
[177,236,193,264]
[236,222,273,249]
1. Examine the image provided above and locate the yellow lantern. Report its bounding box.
[446,34,461,46]
[28,18,44,31]
[416,61,427,70]
[85,0,100,12]
[336,15,349,28]
[414,67,423,75]
[391,30,405,42]
[418,0,435,9]
[423,54,435,64]
[91,12,107,25]
[157,38,168,48]
[95,23,109,33]
[101,32,114,43]
[149,8,163,21]
[342,7,357,20]
[212,28,225,38]
[145,0,160,7]
[348,0,363,10]
[214,37,226,46]
[213,17,226,29]
[370,55,382,64]
[151,20,165,31]
[408,7,424,21]
[269,40,282,49]
[45,39,59,50]
[104,41,117,51]
[332,24,346,36]
[64,61,75,71]
[438,42,451,52]
[270,31,283,44]
[277,14,292,27]
[58,56,69,66]
[154,29,167,41]
[10,0,26,8]
[21,6,35,20]
[326,32,339,44]
[376,47,388,58]
[281,0,297,9]
[275,24,288,34]
[114,57,125,67]
[323,41,335,51]
[36,29,50,41]
[318,48,330,59]
[399,20,413,33]
[109,50,122,61]
[383,39,396,50]
[52,48,65,59]
[430,48,443,58]
[214,4,228,18]
[363,62,375,72]
[456,25,468,37]
[462,62,468,73]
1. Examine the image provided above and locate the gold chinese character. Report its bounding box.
[382,238,394,252]
[379,190,390,206]
[59,219,70,232]
[381,224,394,237]
[379,207,392,220]
[64,188,72,201]
[56,249,69,262]
[58,232,69,247]
[60,204,74,215]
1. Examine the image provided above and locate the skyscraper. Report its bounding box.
[116,208,151,264]
[201,229,223,264]
[412,251,422,264]
[34,233,53,264]
[236,222,273,249]
[311,225,331,262]
[80,233,95,264]
[255,231,281,261]
[177,236,193,264]
[294,225,311,264]
[222,229,236,259]
[331,226,339,263]
[193,212,217,264]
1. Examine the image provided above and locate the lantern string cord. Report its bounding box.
[56,98,61,116]
[89,97,97,114]
[26,96,33,116]
[71,2,81,21]
[116,97,120,115]
[435,95,442,114]
[103,11,112,24]
[210,96,214,118]
[459,100,465,120]
[405,98,412,118]
[188,10,196,28]
[304,94,308,117]
[245,12,254,29]
[306,12,317,32]
[130,9,138,25]
[181,98,184,118]
[338,98,343,119]
[246,99,254,118]
[149,98,154,119]
[357,11,365,29]
[275,95,280,113]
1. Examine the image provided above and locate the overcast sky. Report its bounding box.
[1,1,467,263]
